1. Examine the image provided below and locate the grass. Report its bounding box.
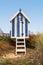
[0,33,43,65]
[0,36,8,41]
[0,36,15,56]
[0,53,42,65]
[29,33,43,50]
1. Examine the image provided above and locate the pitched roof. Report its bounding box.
[10,10,30,23]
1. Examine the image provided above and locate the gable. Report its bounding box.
[10,10,30,23]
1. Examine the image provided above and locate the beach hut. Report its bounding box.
[10,9,30,54]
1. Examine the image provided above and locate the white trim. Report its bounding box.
[15,17,17,37]
[21,11,30,23]
[24,38,26,54]
[11,36,16,38]
[16,38,17,55]
[10,11,19,22]
[10,10,30,23]
[11,37,29,39]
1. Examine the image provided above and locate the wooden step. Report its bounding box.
[16,49,25,52]
[17,45,25,47]
[17,41,24,43]
[16,38,26,54]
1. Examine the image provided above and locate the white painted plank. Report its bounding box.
[17,45,25,47]
[15,17,17,37]
[16,49,25,52]
[17,41,24,43]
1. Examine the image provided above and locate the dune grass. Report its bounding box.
[0,33,43,65]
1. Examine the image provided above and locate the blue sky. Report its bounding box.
[0,0,43,33]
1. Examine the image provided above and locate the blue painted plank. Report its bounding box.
[12,19,15,37]
[19,13,24,36]
[25,19,28,37]
[17,14,20,37]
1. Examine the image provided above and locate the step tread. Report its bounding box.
[17,45,25,47]
[16,49,25,52]
[17,41,24,43]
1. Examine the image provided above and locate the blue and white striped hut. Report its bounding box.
[10,9,30,54]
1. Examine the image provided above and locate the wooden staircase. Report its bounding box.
[16,38,26,54]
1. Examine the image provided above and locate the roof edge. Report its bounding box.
[10,10,31,23]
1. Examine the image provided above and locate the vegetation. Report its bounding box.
[0,36,8,41]
[0,36,15,56]
[29,33,43,50]
[28,33,43,65]
[0,33,43,65]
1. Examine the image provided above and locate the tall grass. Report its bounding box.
[0,36,9,41]
[29,33,43,65]
[0,34,43,65]
[29,33,43,50]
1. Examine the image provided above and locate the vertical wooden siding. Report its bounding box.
[12,19,15,37]
[25,19,28,37]
[17,14,20,37]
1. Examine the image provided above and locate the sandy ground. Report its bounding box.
[2,53,22,59]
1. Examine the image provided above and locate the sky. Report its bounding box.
[0,0,43,34]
